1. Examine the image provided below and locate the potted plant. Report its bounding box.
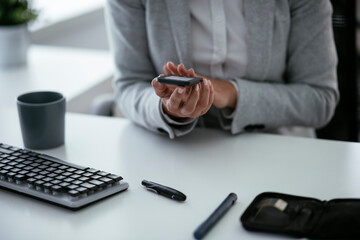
[0,0,37,67]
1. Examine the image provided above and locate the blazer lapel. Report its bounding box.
[243,0,275,81]
[165,0,192,67]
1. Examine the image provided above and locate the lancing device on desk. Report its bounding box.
[141,180,187,201]
[194,193,238,240]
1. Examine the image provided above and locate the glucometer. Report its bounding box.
[157,75,203,86]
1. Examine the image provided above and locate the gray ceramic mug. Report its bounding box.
[17,91,65,149]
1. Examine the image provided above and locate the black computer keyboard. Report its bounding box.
[0,143,129,209]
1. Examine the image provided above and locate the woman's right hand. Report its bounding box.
[151,72,214,119]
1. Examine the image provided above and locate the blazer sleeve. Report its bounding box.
[230,0,339,134]
[105,0,197,139]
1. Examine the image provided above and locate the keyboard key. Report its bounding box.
[0,147,13,154]
[68,190,80,198]
[48,173,57,178]
[50,163,60,168]
[89,180,106,188]
[59,182,70,188]
[70,174,81,179]
[54,170,64,174]
[58,165,68,170]
[62,172,72,177]
[64,178,74,183]
[43,183,53,193]
[34,175,45,180]
[99,177,114,185]
[76,187,88,195]
[97,171,110,177]
[27,178,36,185]
[90,175,101,180]
[66,185,78,190]
[16,164,26,168]
[28,152,39,157]
[46,167,56,172]
[72,180,83,185]
[51,185,62,192]
[39,171,49,176]
[51,185,63,195]
[11,168,21,173]
[79,176,89,182]
[35,180,45,190]
[108,174,123,182]
[82,172,93,177]
[34,159,44,163]
[55,175,66,181]
[23,166,34,171]
[75,170,85,175]
[42,177,54,182]
[15,174,26,180]
[19,150,30,154]
[3,166,13,170]
[0,170,8,180]
[86,168,99,174]
[51,180,62,185]
[0,144,11,149]
[67,168,77,172]
[19,170,29,175]
[6,171,17,179]
[26,172,37,178]
[81,182,96,190]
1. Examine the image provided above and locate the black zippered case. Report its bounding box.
[240,192,360,239]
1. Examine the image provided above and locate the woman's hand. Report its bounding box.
[163,61,237,109]
[152,73,214,119]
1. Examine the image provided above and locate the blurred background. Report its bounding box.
[1,0,360,142]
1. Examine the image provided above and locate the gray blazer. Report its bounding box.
[106,0,338,139]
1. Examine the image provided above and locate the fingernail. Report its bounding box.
[195,85,199,91]
[204,79,208,85]
[178,88,184,94]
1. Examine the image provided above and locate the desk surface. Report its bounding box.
[0,45,113,112]
[0,112,360,240]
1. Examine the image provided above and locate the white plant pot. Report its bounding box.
[0,24,29,68]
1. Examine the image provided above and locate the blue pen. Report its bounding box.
[194,193,238,239]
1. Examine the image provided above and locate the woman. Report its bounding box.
[106,0,338,139]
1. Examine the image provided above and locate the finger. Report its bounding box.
[187,68,195,77]
[167,61,179,75]
[152,77,172,98]
[178,64,188,76]
[165,87,186,115]
[201,80,215,115]
[180,83,200,116]
[163,64,172,75]
[195,79,211,114]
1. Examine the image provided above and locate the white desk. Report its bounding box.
[0,111,360,240]
[0,45,113,113]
